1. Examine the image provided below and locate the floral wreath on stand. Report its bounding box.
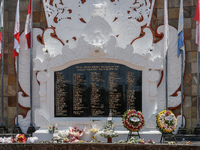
[156,110,177,134]
[122,109,145,132]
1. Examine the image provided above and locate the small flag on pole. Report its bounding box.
[25,0,31,49]
[0,0,4,58]
[195,0,200,52]
[177,0,184,57]
[13,0,20,57]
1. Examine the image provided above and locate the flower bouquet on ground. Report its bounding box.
[0,137,13,143]
[122,109,145,132]
[147,139,155,144]
[89,127,99,143]
[27,137,39,143]
[15,134,26,143]
[156,110,177,134]
[69,125,86,142]
[127,137,137,144]
[52,130,69,143]
[48,124,58,134]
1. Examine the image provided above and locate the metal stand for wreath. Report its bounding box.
[160,133,177,143]
[126,131,141,142]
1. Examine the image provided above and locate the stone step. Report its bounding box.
[164,134,200,141]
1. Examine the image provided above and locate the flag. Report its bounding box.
[25,0,31,49]
[177,0,184,56]
[13,0,20,57]
[195,0,200,52]
[0,0,4,58]
[164,0,169,55]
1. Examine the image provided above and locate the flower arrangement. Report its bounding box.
[27,137,39,143]
[100,119,118,138]
[16,134,26,143]
[122,109,145,132]
[89,128,98,134]
[148,139,155,144]
[0,137,13,143]
[69,125,86,142]
[48,124,58,133]
[127,137,137,144]
[137,138,145,144]
[156,110,177,134]
[52,130,69,143]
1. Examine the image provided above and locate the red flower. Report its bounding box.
[166,111,170,116]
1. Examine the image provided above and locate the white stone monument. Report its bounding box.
[15,0,185,142]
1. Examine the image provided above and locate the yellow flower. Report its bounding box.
[92,136,97,140]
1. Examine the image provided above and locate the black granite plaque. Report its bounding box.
[54,63,142,117]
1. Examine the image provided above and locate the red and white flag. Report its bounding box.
[13,0,20,57]
[25,0,31,49]
[195,0,200,51]
[0,0,4,58]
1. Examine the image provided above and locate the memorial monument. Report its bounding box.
[15,0,185,141]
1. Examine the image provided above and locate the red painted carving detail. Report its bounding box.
[68,9,72,14]
[80,18,86,23]
[49,0,54,6]
[59,0,64,5]
[73,37,77,41]
[137,15,144,22]
[113,17,118,22]
[81,0,86,4]
[54,16,58,23]
[37,35,44,45]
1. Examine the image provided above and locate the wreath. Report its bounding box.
[156,110,177,134]
[122,109,145,132]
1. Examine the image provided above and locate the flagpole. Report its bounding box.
[0,0,6,133]
[30,0,33,127]
[181,51,184,127]
[194,0,200,135]
[164,0,168,110]
[27,0,36,134]
[13,0,22,134]
[16,55,19,126]
[198,49,200,125]
[195,46,200,134]
[198,0,200,127]
[166,50,168,110]
[13,53,22,133]
[1,0,4,126]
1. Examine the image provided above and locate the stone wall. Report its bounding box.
[0,0,198,133]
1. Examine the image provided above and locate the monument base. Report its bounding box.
[177,127,187,134]
[33,129,162,142]
[0,126,7,134]
[27,126,36,135]
[13,126,22,134]
[194,126,200,135]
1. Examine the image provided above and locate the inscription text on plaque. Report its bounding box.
[54,63,142,117]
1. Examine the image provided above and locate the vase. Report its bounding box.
[107,137,112,143]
